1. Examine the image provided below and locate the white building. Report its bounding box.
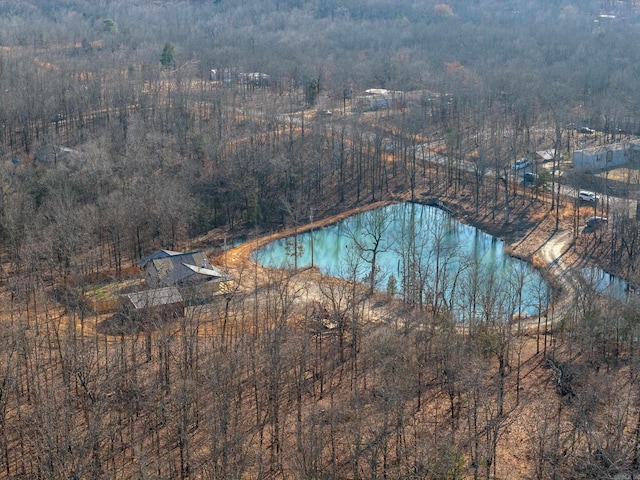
[354,89,405,111]
[573,140,640,170]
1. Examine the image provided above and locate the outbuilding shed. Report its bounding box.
[124,286,185,320]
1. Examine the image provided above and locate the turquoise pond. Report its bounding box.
[581,267,635,301]
[254,203,552,320]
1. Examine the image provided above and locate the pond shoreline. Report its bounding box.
[211,190,581,324]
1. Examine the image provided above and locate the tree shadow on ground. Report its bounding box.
[96,310,179,336]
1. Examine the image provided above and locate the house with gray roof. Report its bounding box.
[131,249,232,310]
[138,250,231,289]
[137,249,183,267]
[534,149,557,163]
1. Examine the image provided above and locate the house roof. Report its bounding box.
[137,249,183,267]
[365,88,391,95]
[182,263,232,281]
[141,250,231,287]
[577,143,625,156]
[535,149,557,161]
[574,139,640,157]
[127,287,183,309]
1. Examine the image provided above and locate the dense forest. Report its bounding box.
[1,0,640,478]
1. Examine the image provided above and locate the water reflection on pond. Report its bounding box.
[255,202,552,321]
[582,267,635,301]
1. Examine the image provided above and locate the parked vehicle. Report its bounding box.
[512,158,531,170]
[523,172,539,185]
[586,216,607,228]
[579,127,595,134]
[579,190,600,202]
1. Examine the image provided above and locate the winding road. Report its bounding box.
[536,229,583,320]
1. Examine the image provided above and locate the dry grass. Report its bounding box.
[595,167,640,183]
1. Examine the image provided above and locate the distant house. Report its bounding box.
[573,140,640,170]
[354,89,406,111]
[534,149,557,163]
[239,72,271,87]
[210,67,239,85]
[35,145,77,167]
[210,68,271,87]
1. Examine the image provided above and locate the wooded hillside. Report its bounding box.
[1,1,640,478]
